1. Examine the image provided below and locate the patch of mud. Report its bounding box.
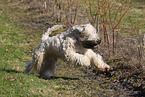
[82,60,145,96]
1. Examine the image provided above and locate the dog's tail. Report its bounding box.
[41,25,66,41]
[25,43,45,74]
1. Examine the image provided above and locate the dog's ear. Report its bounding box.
[76,27,84,32]
[72,26,85,33]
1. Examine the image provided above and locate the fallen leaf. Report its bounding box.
[16,67,20,71]
[6,49,8,51]
[30,79,34,82]
[9,79,15,81]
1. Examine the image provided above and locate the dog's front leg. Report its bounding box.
[65,50,90,67]
[85,49,110,71]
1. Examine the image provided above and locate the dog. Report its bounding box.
[25,23,110,79]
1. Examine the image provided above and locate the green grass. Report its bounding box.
[0,1,104,96]
[0,0,144,96]
[121,0,145,34]
[0,1,31,96]
[0,1,53,96]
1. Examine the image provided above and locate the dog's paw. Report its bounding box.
[39,74,50,79]
[102,64,110,71]
[97,63,110,71]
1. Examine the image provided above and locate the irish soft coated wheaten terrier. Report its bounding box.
[25,23,110,79]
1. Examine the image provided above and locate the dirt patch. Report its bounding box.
[6,0,145,96]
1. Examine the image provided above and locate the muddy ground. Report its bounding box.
[3,0,145,96]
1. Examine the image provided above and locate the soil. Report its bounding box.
[5,0,145,96]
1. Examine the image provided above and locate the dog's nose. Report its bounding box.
[97,40,101,44]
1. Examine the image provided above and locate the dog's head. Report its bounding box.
[72,23,101,49]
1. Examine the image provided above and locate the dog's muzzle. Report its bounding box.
[81,40,101,49]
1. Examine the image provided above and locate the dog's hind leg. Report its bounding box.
[39,58,56,79]
[24,61,33,74]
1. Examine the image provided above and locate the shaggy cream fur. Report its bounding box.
[25,23,110,79]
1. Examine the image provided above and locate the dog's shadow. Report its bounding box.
[1,69,79,80]
[39,76,80,80]
[1,68,23,73]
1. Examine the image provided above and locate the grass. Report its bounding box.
[0,1,105,96]
[120,0,145,35]
[0,0,145,96]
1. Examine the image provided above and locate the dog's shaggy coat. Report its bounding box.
[25,24,110,79]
